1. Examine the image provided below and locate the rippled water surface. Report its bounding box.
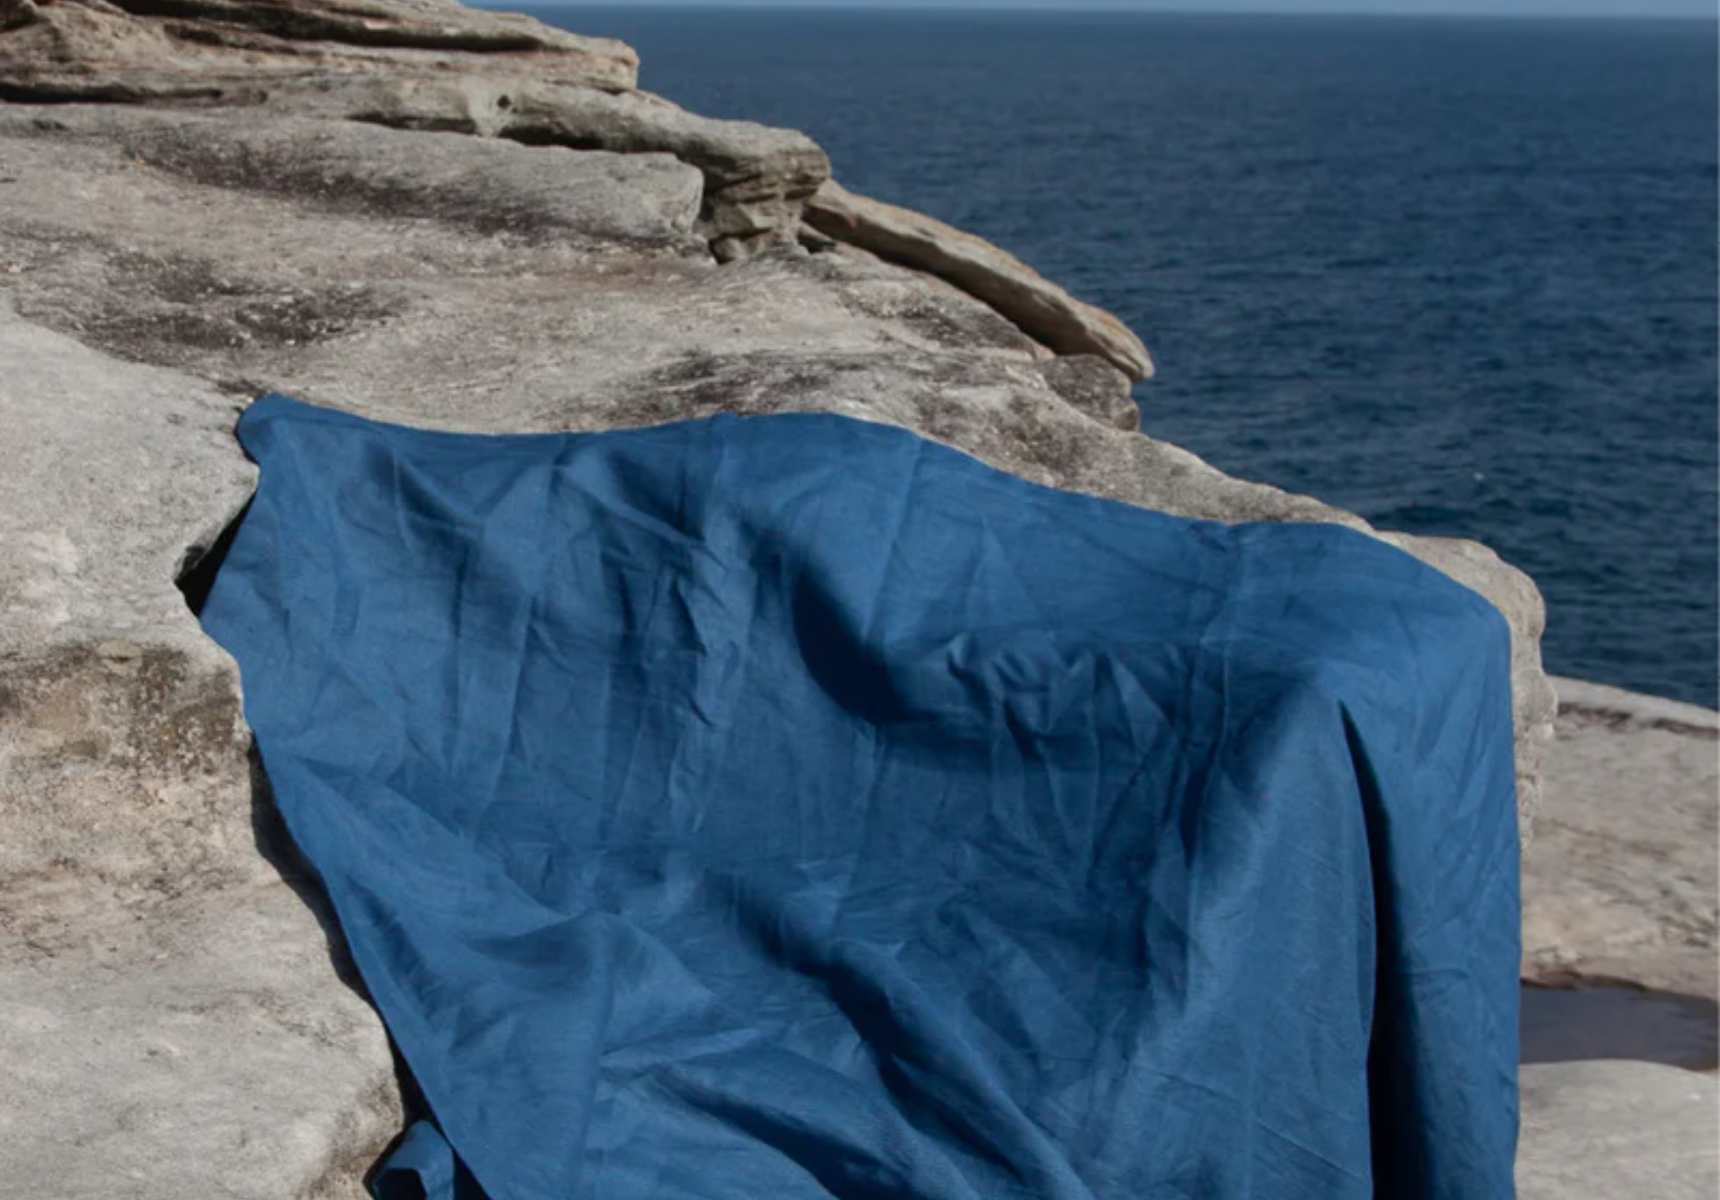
[534,9,1719,706]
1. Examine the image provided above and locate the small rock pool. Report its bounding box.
[1521,982,1717,1072]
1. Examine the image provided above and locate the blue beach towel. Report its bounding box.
[198,395,1520,1200]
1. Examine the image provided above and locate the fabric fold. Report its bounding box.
[200,395,1519,1200]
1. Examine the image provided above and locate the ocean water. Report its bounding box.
[533,8,1718,707]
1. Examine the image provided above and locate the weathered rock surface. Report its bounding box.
[280,75,831,261]
[1035,354,1142,432]
[0,0,639,101]
[0,0,822,259]
[1525,677,1718,1001]
[0,312,397,1199]
[1517,1061,1718,1200]
[806,179,1156,381]
[0,2,1603,1194]
[0,0,1170,343]
[495,84,829,262]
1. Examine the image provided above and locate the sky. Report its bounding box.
[536,0,1715,16]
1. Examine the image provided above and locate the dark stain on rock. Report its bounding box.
[0,641,243,778]
[1037,355,1141,433]
[845,290,1030,355]
[73,248,400,363]
[127,128,670,249]
[785,250,1032,354]
[899,298,1029,353]
[229,289,394,346]
[86,307,244,354]
[625,351,877,427]
[135,652,244,774]
[1000,390,1099,486]
[109,250,249,305]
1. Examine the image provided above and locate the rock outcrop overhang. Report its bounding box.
[1,1,1666,1196]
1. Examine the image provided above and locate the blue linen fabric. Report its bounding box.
[199,394,1520,1200]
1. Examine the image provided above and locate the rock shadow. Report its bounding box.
[175,489,434,1188]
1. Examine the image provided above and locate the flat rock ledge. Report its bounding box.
[1518,1061,1717,1200]
[1514,680,1717,1198]
[0,0,641,99]
[4,0,1159,376]
[1525,678,1718,1001]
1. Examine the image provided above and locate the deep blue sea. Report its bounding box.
[531,8,1718,707]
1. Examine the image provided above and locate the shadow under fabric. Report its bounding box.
[198,395,1520,1200]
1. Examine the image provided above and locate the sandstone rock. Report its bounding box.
[1517,1060,1719,1200]
[0,0,1158,361]
[0,308,397,1200]
[805,179,1156,382]
[495,83,829,261]
[0,0,638,103]
[243,74,831,259]
[1037,354,1142,432]
[61,104,709,253]
[1523,677,1718,1000]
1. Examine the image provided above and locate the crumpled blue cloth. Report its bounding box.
[199,394,1520,1200]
